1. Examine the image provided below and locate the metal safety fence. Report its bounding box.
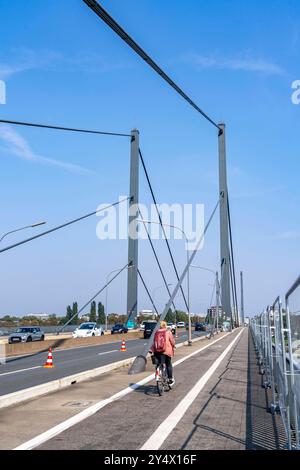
[250,274,300,450]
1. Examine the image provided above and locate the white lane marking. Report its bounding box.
[141,329,243,450]
[14,332,231,450]
[0,366,42,377]
[98,350,118,356]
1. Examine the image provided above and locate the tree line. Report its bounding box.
[0,301,107,327]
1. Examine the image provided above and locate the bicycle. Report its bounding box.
[151,354,172,396]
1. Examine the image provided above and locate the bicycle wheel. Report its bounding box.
[156,365,164,396]
[163,370,171,392]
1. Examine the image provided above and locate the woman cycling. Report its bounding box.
[150,320,175,387]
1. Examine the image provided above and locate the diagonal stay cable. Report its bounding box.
[0,119,131,138]
[82,0,221,130]
[138,209,177,312]
[139,149,189,311]
[58,262,130,332]
[0,197,129,255]
[137,269,159,316]
[129,197,221,374]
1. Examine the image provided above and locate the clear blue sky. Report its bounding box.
[0,0,299,317]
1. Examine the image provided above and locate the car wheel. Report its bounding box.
[101,331,104,336]
[92,333,95,336]
[26,336,32,342]
[41,335,45,341]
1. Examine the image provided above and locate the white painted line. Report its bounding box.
[98,350,118,356]
[140,329,243,450]
[0,366,42,377]
[14,332,231,450]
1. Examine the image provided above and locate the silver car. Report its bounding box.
[8,327,45,344]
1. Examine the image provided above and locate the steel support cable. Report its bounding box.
[227,195,238,322]
[139,149,189,312]
[138,209,178,313]
[137,269,159,317]
[58,262,130,332]
[129,197,221,374]
[0,119,131,138]
[0,197,129,255]
[82,0,221,131]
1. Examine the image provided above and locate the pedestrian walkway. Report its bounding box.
[162,328,287,450]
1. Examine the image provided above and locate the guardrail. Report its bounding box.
[250,274,300,450]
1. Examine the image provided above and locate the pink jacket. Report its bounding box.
[150,328,175,357]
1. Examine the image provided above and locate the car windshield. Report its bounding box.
[114,324,122,328]
[79,324,94,330]
[15,328,32,333]
[145,323,156,328]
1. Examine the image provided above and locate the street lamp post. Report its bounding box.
[0,221,46,243]
[137,219,192,345]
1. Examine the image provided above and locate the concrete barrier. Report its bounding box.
[5,331,142,357]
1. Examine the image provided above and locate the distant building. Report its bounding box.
[24,313,50,320]
[207,306,223,318]
[138,309,158,319]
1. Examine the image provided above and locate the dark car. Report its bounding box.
[143,321,157,339]
[111,323,128,334]
[195,322,207,332]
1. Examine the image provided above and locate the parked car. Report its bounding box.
[73,322,104,338]
[167,322,176,334]
[143,321,157,339]
[111,323,128,334]
[195,322,207,331]
[8,327,45,344]
[176,321,185,328]
[139,321,147,332]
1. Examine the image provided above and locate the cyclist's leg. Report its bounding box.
[165,355,173,380]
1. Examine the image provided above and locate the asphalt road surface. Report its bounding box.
[0,330,204,396]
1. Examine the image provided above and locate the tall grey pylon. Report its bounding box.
[218,123,232,328]
[126,129,139,324]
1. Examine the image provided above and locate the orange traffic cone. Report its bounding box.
[44,347,55,368]
[120,339,127,352]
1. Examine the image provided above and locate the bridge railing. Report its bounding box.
[286,276,300,449]
[250,274,300,450]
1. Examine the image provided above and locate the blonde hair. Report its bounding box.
[160,320,167,329]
